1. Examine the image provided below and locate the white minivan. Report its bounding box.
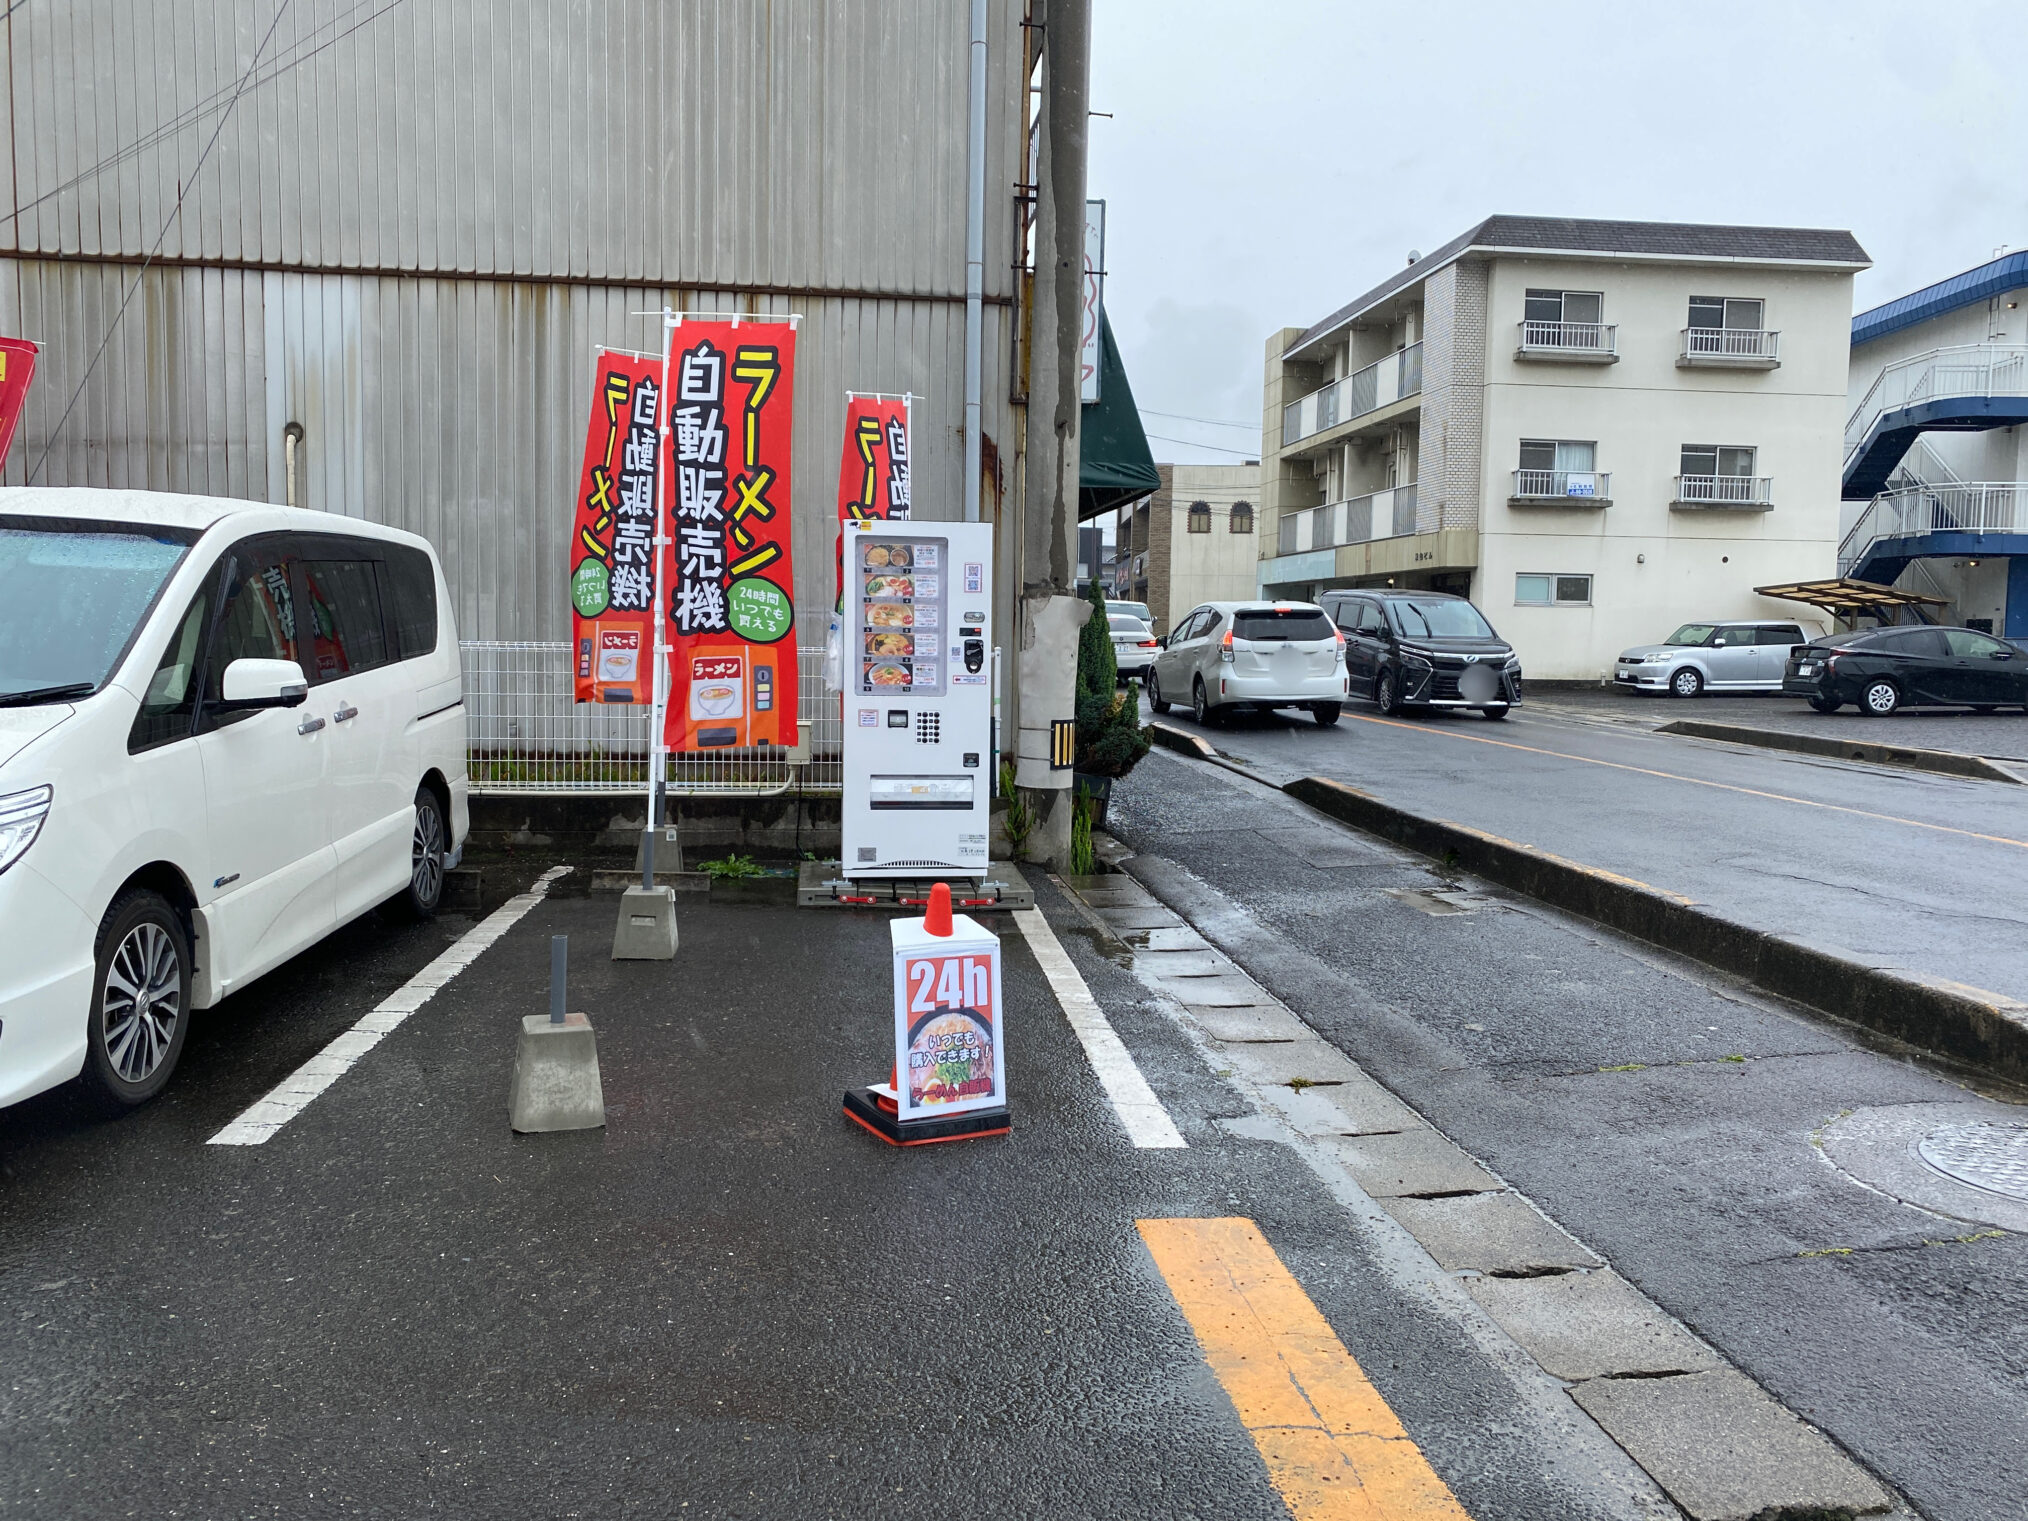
[0,488,469,1110]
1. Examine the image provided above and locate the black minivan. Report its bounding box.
[1319,589,1522,718]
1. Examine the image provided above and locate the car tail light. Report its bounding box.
[1137,638,1157,648]
[1219,629,1235,662]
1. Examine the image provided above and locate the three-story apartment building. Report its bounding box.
[1257,217,1869,679]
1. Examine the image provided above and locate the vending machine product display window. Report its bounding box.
[841,521,994,878]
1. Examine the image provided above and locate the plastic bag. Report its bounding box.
[822,610,844,693]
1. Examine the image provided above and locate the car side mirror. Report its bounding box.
[1712,637,1728,647]
[217,657,309,710]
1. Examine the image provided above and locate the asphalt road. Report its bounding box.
[1106,749,2028,1521]
[0,873,1671,1521]
[1150,688,2028,1005]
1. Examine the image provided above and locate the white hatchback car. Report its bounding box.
[1146,600,1348,725]
[0,488,469,1110]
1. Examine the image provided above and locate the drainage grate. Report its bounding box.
[1917,1123,2028,1201]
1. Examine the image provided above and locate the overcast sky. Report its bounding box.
[1089,0,2028,466]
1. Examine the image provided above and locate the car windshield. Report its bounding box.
[1665,624,1717,646]
[1234,608,1334,641]
[1108,602,1152,624]
[0,517,196,701]
[1389,598,1494,639]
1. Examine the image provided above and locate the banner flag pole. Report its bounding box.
[645,305,678,890]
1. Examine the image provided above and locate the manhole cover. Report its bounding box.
[1917,1123,2028,1202]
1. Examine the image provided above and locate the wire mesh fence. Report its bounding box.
[460,641,843,795]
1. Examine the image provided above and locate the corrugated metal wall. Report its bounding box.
[0,0,1023,642]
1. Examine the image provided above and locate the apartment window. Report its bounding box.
[1688,296,1763,331]
[1517,440,1596,473]
[1187,501,1212,533]
[1680,445,1756,478]
[1524,289,1603,327]
[1229,501,1254,533]
[1515,573,1592,606]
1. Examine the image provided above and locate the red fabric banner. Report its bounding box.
[833,394,910,603]
[569,349,663,704]
[662,320,799,751]
[0,338,38,470]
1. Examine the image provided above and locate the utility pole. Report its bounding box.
[1011,0,1091,868]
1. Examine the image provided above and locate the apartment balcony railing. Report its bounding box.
[1839,482,2028,574]
[1679,327,1780,367]
[1510,469,1611,505]
[1672,474,1774,509]
[1282,342,1423,447]
[1515,320,1618,362]
[1276,484,1419,556]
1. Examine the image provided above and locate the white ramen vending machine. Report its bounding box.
[841,520,995,879]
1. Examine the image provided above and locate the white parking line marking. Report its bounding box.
[207,866,572,1147]
[1014,907,1187,1149]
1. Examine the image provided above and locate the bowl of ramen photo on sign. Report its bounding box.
[863,544,914,570]
[865,662,911,688]
[864,574,914,599]
[866,631,914,658]
[906,1007,995,1108]
[867,603,914,628]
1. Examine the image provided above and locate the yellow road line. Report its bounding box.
[1139,1217,1471,1520]
[1347,712,2028,852]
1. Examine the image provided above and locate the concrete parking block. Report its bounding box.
[1466,1270,1720,1381]
[1255,1070,1425,1136]
[1569,1368,1893,1521]
[1383,1191,1602,1275]
[1223,1038,1370,1089]
[1184,1005,1311,1043]
[1323,1129,1502,1199]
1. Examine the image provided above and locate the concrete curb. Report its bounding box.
[1147,721,1217,761]
[1270,772,2028,1084]
[1656,718,2023,785]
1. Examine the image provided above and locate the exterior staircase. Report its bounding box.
[1842,344,2028,499]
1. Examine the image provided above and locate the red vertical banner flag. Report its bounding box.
[569,350,663,704]
[833,394,910,602]
[663,320,799,751]
[0,338,38,469]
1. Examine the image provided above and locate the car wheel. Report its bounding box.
[1192,676,1217,727]
[1480,705,1510,720]
[1311,703,1341,726]
[1148,671,1170,715]
[1374,667,1400,716]
[1670,667,1704,698]
[1808,696,1841,714]
[78,888,191,1109]
[385,784,448,921]
[1860,679,1900,716]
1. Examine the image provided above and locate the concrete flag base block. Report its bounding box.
[611,884,679,960]
[509,1013,607,1133]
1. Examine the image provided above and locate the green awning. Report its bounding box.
[1079,312,1159,519]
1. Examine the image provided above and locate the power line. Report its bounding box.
[1138,407,1258,431]
[1144,432,1259,457]
[6,0,404,229]
[30,0,296,484]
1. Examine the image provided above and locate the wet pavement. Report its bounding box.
[0,870,1671,1521]
[1533,685,2028,763]
[1104,750,2028,1521]
[1154,689,2028,1006]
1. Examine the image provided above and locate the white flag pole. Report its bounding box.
[644,306,679,889]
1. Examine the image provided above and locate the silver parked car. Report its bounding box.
[1107,612,1158,681]
[1146,600,1348,726]
[1614,619,1817,697]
